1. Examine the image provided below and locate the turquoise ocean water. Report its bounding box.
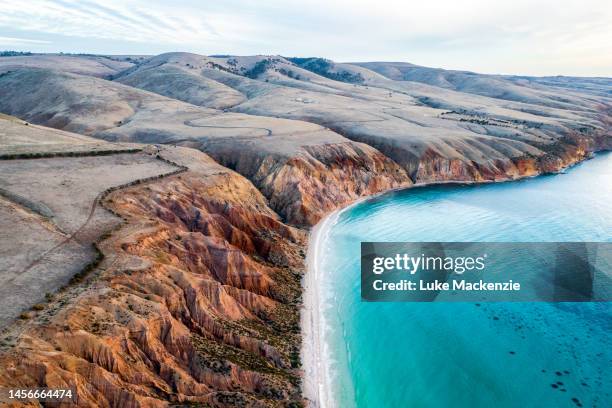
[317,153,611,408]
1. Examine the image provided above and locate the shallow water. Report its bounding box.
[317,153,612,408]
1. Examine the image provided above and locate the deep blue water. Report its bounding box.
[317,153,612,408]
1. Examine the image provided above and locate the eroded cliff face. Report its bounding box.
[208,141,411,226]
[0,149,308,407]
[412,150,544,183]
[0,137,608,408]
[411,133,607,183]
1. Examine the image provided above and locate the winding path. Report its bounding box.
[17,190,103,277]
[183,119,273,136]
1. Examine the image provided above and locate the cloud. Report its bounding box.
[0,0,223,44]
[0,36,51,45]
[0,0,610,76]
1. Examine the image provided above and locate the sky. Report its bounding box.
[0,0,611,77]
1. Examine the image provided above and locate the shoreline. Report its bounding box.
[301,191,380,408]
[299,149,610,407]
[301,207,337,408]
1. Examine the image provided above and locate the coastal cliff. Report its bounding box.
[0,53,610,407]
[0,148,309,407]
[0,136,606,407]
[208,141,410,226]
[411,133,607,182]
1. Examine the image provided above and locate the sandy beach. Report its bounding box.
[301,208,340,408]
[300,188,434,407]
[301,195,373,408]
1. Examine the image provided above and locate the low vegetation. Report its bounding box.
[0,50,33,57]
[287,57,364,83]
[0,148,141,160]
[244,58,272,79]
[278,68,301,80]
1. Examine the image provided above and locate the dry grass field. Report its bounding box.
[0,117,179,328]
